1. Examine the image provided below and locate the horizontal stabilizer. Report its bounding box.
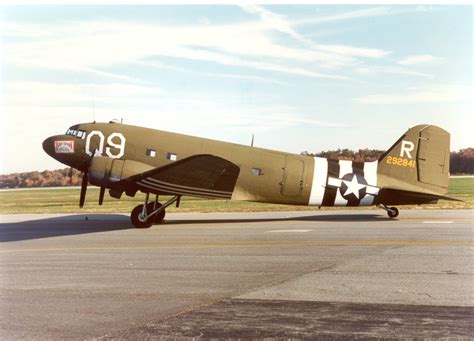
[377,187,461,205]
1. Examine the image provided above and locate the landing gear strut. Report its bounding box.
[378,204,399,219]
[130,194,180,228]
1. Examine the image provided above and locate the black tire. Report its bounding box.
[131,204,153,228]
[387,207,399,218]
[153,203,166,224]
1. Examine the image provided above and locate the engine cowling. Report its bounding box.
[88,156,153,189]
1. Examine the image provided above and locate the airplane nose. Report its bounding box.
[42,134,87,170]
[42,136,56,157]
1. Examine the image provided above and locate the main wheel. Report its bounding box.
[387,207,399,218]
[131,204,154,228]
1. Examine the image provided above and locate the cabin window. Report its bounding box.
[251,168,263,176]
[167,152,177,161]
[146,149,156,157]
[76,130,86,139]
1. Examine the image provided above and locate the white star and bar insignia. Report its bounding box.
[327,173,380,201]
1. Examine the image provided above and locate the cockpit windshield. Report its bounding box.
[65,127,86,139]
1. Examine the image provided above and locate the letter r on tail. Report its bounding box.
[400,140,414,159]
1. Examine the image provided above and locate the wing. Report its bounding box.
[120,154,240,199]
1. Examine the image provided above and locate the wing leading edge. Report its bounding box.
[121,154,240,199]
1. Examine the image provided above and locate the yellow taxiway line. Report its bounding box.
[1,239,473,254]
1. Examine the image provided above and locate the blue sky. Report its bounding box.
[0,5,472,173]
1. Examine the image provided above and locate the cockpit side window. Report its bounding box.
[76,130,86,139]
[65,126,86,139]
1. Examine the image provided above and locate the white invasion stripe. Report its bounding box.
[308,157,328,206]
[334,160,352,206]
[365,186,380,196]
[327,177,341,187]
[422,221,454,224]
[360,161,378,206]
[265,229,312,233]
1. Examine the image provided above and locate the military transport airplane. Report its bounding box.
[43,122,456,228]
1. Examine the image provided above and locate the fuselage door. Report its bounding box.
[281,157,305,196]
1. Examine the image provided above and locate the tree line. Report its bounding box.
[0,168,84,189]
[1,148,472,189]
[302,148,474,174]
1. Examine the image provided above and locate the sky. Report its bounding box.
[0,4,472,173]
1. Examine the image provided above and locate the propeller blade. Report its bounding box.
[79,171,88,208]
[79,150,96,207]
[99,186,105,206]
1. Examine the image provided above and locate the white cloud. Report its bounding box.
[354,85,471,104]
[296,7,395,25]
[295,6,431,26]
[139,61,291,85]
[0,6,439,88]
[398,54,444,66]
[2,19,354,81]
[240,4,298,39]
[241,5,389,60]
[354,65,432,78]
[314,44,389,59]
[1,5,401,86]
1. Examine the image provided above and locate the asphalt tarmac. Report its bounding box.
[1,209,473,339]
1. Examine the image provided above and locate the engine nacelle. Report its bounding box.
[88,156,153,189]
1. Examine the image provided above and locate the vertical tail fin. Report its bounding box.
[378,125,450,194]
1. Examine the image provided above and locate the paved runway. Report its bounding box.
[1,209,473,339]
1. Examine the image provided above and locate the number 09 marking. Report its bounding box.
[85,131,126,158]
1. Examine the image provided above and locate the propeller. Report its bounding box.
[68,167,73,185]
[78,150,109,207]
[99,186,105,206]
[79,150,96,208]
[79,170,88,208]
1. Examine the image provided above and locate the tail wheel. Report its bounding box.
[153,203,166,224]
[131,203,154,228]
[387,207,399,218]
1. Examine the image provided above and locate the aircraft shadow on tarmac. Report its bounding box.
[1,213,390,242]
[0,214,132,243]
[163,214,391,225]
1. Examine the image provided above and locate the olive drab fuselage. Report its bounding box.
[42,122,453,217]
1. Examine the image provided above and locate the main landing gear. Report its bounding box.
[378,204,399,219]
[130,193,180,228]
